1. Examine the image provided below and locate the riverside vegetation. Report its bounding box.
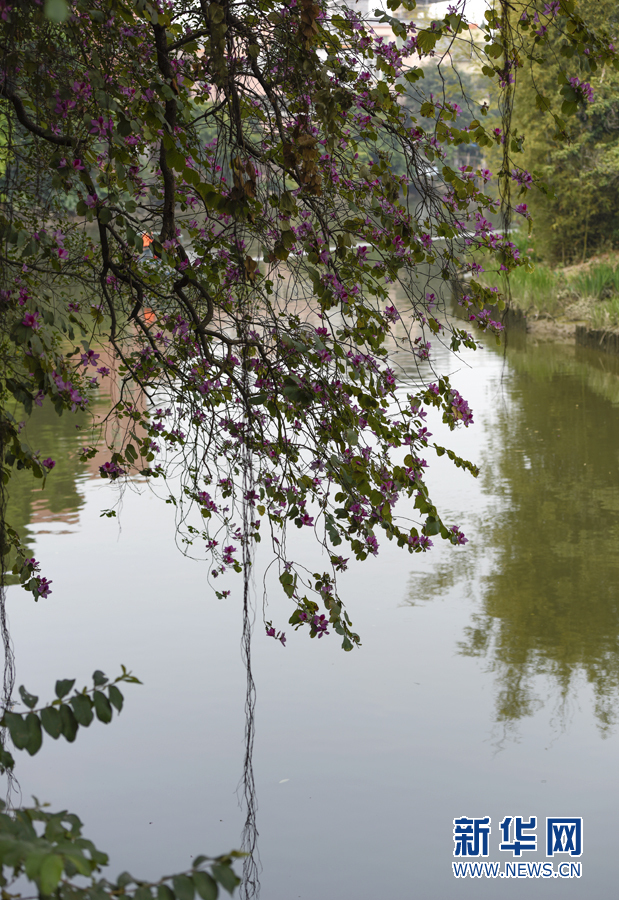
[482,240,619,333]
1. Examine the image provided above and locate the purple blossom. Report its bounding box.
[312,614,330,638]
[366,534,379,555]
[37,577,52,598]
[89,116,113,136]
[222,545,237,565]
[569,76,594,103]
[99,461,126,479]
[408,533,433,550]
[511,169,533,190]
[22,311,41,330]
[384,305,400,322]
[266,623,287,646]
[450,525,468,545]
[448,389,473,426]
[197,491,218,512]
[42,458,55,471]
[81,349,101,367]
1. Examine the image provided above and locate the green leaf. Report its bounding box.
[24,713,42,755]
[157,884,175,900]
[0,748,15,771]
[423,516,441,536]
[561,100,578,116]
[25,849,47,880]
[55,679,75,699]
[70,693,94,726]
[135,887,153,900]
[173,874,195,900]
[210,864,239,895]
[93,691,112,724]
[4,712,29,750]
[92,670,108,687]
[19,685,39,709]
[39,853,64,895]
[193,872,218,900]
[44,0,69,22]
[40,706,62,739]
[108,685,124,712]
[59,703,78,742]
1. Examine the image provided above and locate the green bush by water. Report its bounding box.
[573,264,619,300]
[481,264,563,314]
[590,296,619,331]
[481,247,619,328]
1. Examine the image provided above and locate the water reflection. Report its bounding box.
[5,401,101,565]
[407,338,619,735]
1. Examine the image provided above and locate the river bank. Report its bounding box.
[480,249,619,349]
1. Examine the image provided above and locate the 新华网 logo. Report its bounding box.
[452,816,583,879]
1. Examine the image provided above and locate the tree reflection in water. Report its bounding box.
[407,338,619,736]
[5,396,110,573]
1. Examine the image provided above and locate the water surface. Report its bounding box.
[5,329,619,898]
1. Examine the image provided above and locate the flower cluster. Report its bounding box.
[569,76,594,103]
[99,461,126,479]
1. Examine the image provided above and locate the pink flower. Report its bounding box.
[450,525,468,545]
[511,169,533,189]
[22,312,41,329]
[37,577,52,599]
[89,116,113,136]
[81,349,100,367]
[99,461,126,479]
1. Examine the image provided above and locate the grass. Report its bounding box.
[478,235,619,331]
[481,264,563,315]
[589,296,619,331]
[572,264,619,300]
